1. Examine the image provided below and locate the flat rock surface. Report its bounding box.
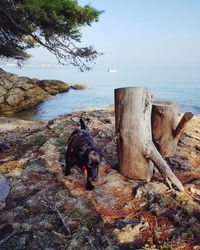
[0,117,46,132]
[0,108,199,249]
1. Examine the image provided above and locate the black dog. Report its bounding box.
[65,118,102,190]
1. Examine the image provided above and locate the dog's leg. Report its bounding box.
[86,179,94,191]
[64,155,71,176]
[86,169,94,190]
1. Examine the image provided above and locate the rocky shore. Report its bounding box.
[0,108,200,249]
[0,69,88,116]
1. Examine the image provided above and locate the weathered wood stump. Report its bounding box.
[115,87,154,181]
[115,87,184,191]
[152,100,193,157]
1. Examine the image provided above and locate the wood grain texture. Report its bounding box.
[152,101,193,157]
[115,87,153,181]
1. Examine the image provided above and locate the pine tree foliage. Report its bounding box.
[0,0,103,71]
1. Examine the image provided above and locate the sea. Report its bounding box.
[2,66,200,120]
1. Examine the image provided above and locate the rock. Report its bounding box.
[190,185,200,195]
[10,184,30,199]
[195,144,200,151]
[0,174,10,209]
[0,85,7,96]
[98,130,107,138]
[0,95,4,103]
[135,182,169,198]
[37,80,70,94]
[113,217,149,243]
[104,141,116,154]
[33,221,54,231]
[70,83,89,90]
[68,220,79,232]
[6,88,25,106]
[0,69,70,115]
[0,70,50,114]
[39,140,61,175]
[0,116,46,132]
[114,217,141,229]
[9,168,23,177]
[0,141,11,152]
[193,246,200,250]
[71,117,80,123]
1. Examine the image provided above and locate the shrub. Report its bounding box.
[57,136,67,146]
[29,133,47,146]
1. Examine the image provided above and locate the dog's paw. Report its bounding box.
[64,169,71,176]
[86,182,94,191]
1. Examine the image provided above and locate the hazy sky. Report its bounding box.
[29,0,200,68]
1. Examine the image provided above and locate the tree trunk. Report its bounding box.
[114,87,154,181]
[151,101,193,157]
[115,88,184,191]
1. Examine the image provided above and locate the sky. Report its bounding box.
[28,0,200,69]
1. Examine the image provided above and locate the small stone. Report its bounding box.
[190,185,200,195]
[9,168,23,177]
[0,141,11,152]
[70,83,89,90]
[193,246,200,250]
[33,221,54,231]
[10,184,29,199]
[71,117,80,123]
[195,144,200,151]
[21,223,32,231]
[98,130,106,138]
[0,174,10,210]
[68,220,79,232]
[135,182,169,198]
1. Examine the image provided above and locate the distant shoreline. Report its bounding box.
[1,66,199,120]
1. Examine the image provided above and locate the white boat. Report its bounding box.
[108,69,117,73]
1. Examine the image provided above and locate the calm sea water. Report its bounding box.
[2,66,200,120]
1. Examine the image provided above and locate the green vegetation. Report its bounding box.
[0,165,6,174]
[29,133,47,146]
[65,207,80,219]
[39,207,50,214]
[57,136,68,146]
[18,207,29,219]
[64,207,93,229]
[0,0,103,71]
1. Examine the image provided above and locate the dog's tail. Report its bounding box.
[80,118,87,130]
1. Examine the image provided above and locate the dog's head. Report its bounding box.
[84,147,102,181]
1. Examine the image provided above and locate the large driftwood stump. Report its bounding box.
[152,101,193,157]
[115,87,154,181]
[115,87,184,191]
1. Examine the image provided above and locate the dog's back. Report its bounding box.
[67,129,94,157]
[65,118,102,190]
[66,118,98,163]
